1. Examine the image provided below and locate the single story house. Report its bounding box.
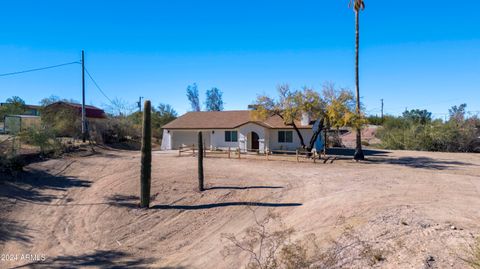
[161,110,314,153]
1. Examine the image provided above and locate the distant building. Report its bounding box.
[44,101,107,119]
[0,103,41,116]
[1,103,41,134]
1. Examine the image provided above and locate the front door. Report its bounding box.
[251,132,259,150]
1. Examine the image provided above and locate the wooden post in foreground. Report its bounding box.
[238,147,241,159]
[296,150,299,162]
[198,132,204,192]
[140,100,152,208]
[228,147,231,159]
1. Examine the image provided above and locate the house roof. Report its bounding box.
[163,110,312,130]
[45,102,106,119]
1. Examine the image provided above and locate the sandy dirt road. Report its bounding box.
[1,148,480,268]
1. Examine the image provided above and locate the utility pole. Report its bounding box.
[137,96,144,112]
[81,50,86,142]
[381,98,384,122]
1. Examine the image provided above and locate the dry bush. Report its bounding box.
[99,116,141,144]
[222,210,387,269]
[221,210,297,269]
[462,237,480,269]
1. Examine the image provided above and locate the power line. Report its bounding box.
[0,61,80,77]
[84,67,114,105]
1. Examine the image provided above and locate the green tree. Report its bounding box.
[253,85,321,151]
[349,0,366,160]
[253,84,360,152]
[126,103,177,141]
[0,96,26,120]
[402,109,432,125]
[323,83,358,130]
[152,103,178,139]
[186,83,201,112]
[449,103,467,123]
[205,87,224,111]
[155,103,178,125]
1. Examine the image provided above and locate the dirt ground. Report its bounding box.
[1,148,480,268]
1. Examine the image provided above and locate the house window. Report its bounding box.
[225,131,238,142]
[278,131,293,143]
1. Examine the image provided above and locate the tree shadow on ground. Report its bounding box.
[107,194,302,210]
[205,185,284,190]
[0,169,92,204]
[325,148,391,158]
[12,250,162,269]
[365,156,476,170]
[0,218,32,245]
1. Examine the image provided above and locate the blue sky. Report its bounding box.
[0,0,479,118]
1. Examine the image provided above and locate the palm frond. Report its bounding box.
[348,0,365,11]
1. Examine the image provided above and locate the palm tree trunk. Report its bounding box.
[354,10,365,160]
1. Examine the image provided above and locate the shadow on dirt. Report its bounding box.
[365,156,475,170]
[325,148,391,157]
[205,185,284,190]
[0,168,92,204]
[107,194,302,210]
[12,250,161,269]
[0,218,32,245]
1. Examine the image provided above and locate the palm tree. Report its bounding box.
[350,0,365,160]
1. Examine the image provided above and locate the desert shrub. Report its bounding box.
[101,116,142,144]
[0,154,24,179]
[222,210,318,269]
[40,105,81,138]
[18,127,63,155]
[367,115,383,125]
[222,210,388,269]
[377,110,480,152]
[462,237,480,269]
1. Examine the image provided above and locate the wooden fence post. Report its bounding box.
[228,147,231,159]
[313,151,316,163]
[296,150,299,162]
[238,147,241,159]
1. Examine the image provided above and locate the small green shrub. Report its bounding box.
[18,127,63,155]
